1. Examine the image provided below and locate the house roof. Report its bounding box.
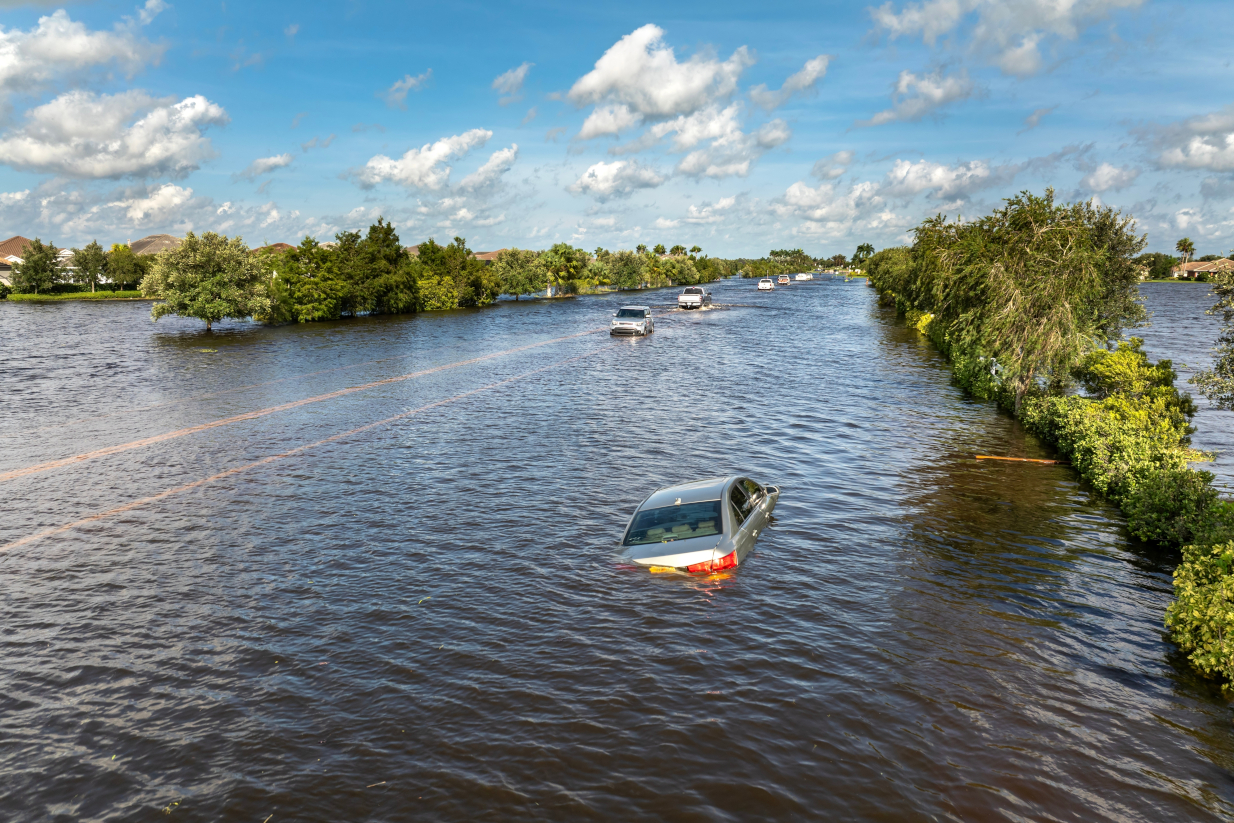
[130,234,182,255]
[0,235,33,259]
[251,242,295,254]
[405,245,420,256]
[1173,258,1234,274]
[472,248,507,262]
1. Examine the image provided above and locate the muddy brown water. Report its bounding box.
[2,278,1233,821]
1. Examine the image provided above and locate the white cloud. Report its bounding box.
[1151,106,1234,173]
[0,189,29,206]
[493,62,532,104]
[654,216,679,229]
[856,68,973,127]
[674,115,790,179]
[354,128,491,190]
[459,144,518,190]
[869,0,1146,77]
[568,24,753,122]
[777,179,887,226]
[0,8,166,98]
[749,55,830,110]
[569,159,666,200]
[880,158,1011,199]
[237,153,293,180]
[683,195,737,224]
[284,23,300,40]
[578,104,644,140]
[111,182,193,222]
[137,0,167,26]
[0,90,228,179]
[812,150,854,179]
[382,69,432,109]
[1080,162,1139,192]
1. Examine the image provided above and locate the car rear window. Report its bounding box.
[623,500,723,546]
[683,288,702,294]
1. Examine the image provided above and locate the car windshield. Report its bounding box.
[683,288,702,294]
[623,500,724,546]
[616,309,645,318]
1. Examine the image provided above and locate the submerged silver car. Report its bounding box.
[610,305,654,336]
[620,476,780,573]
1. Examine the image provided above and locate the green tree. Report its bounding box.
[829,253,847,269]
[635,243,648,254]
[278,236,347,321]
[689,245,702,255]
[13,238,64,294]
[669,244,686,256]
[609,250,646,290]
[107,244,148,291]
[492,248,546,299]
[1193,269,1234,409]
[852,243,875,267]
[541,243,590,295]
[653,243,666,255]
[357,218,419,314]
[141,232,272,331]
[1176,237,1195,277]
[70,240,107,292]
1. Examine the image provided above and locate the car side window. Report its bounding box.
[730,484,753,524]
[741,478,764,506]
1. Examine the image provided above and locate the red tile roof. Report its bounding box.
[0,235,33,259]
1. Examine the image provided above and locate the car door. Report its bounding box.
[740,478,769,538]
[728,482,757,559]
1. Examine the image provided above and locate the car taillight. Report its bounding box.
[687,550,738,574]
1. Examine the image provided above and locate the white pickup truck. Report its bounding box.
[677,286,713,310]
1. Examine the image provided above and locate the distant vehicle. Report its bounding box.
[610,305,654,336]
[621,476,780,573]
[677,286,712,310]
[795,273,814,281]
[758,278,775,291]
[777,274,791,285]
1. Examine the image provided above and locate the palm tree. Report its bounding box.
[1176,237,1195,278]
[653,243,666,255]
[689,245,702,255]
[853,242,875,265]
[636,244,648,254]
[669,244,686,256]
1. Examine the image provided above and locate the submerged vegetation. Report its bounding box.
[866,189,1234,683]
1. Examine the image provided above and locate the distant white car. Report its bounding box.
[795,272,814,281]
[677,286,712,310]
[758,278,775,291]
[610,305,654,336]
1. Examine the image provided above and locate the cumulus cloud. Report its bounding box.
[683,195,738,224]
[0,90,228,179]
[493,62,532,104]
[0,7,166,99]
[856,68,973,127]
[749,55,830,111]
[568,24,753,125]
[578,103,644,140]
[236,153,293,181]
[569,159,666,200]
[776,180,887,227]
[880,157,1016,199]
[459,144,518,190]
[381,69,432,109]
[1080,162,1139,192]
[869,0,1146,77]
[1148,106,1234,173]
[353,128,491,190]
[675,118,789,180]
[111,182,193,222]
[812,150,854,179]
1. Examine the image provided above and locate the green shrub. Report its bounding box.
[1125,468,1219,545]
[0,282,10,299]
[1166,541,1234,681]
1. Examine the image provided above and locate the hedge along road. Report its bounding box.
[2,280,1233,821]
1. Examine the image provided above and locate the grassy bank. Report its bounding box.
[6,290,147,301]
[865,189,1234,684]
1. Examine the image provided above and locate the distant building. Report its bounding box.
[129,234,182,256]
[251,242,295,254]
[1171,258,1234,279]
[404,245,420,257]
[0,235,32,286]
[472,249,507,263]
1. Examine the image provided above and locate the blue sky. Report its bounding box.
[0,0,1230,257]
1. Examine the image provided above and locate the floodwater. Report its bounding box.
[2,277,1233,821]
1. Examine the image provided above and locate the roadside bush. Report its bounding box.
[1124,468,1219,545]
[1166,541,1234,681]
[0,282,9,299]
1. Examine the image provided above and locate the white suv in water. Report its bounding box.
[610,305,654,336]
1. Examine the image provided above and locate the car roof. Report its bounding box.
[641,476,733,508]
[618,305,651,310]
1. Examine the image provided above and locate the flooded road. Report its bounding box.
[3,277,1234,821]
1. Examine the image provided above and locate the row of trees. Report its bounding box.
[865,188,1234,683]
[7,239,148,294]
[137,219,736,328]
